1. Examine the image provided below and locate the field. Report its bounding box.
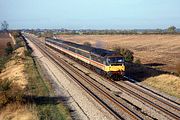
[0,32,12,56]
[55,34,180,97]
[57,34,180,73]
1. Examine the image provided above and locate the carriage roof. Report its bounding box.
[46,37,117,57]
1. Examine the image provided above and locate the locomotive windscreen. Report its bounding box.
[107,57,124,64]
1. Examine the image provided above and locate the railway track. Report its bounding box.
[25,35,143,120]
[124,76,180,106]
[122,78,180,111]
[107,79,180,120]
[86,63,180,119]
[73,60,180,120]
[24,34,180,120]
[69,58,180,120]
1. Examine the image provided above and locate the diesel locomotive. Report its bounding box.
[45,37,125,78]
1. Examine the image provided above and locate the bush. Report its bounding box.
[0,79,25,106]
[0,79,12,106]
[83,42,92,47]
[0,79,11,92]
[14,37,24,50]
[5,42,13,55]
[11,31,21,38]
[113,47,134,62]
[24,50,32,57]
[0,56,10,72]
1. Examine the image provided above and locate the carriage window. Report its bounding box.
[78,50,89,58]
[91,54,103,63]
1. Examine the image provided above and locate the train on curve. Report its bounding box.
[45,37,125,78]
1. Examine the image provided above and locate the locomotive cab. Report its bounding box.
[104,56,125,77]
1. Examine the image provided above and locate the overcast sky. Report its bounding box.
[0,0,180,29]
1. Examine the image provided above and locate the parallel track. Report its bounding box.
[26,36,143,120]
[121,78,180,111]
[108,79,180,120]
[124,76,180,106]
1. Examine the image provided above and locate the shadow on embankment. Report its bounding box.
[23,95,69,105]
[125,62,169,82]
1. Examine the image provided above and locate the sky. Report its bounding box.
[0,0,180,29]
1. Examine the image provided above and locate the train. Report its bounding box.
[45,37,125,78]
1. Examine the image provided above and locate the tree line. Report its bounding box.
[1,21,179,35]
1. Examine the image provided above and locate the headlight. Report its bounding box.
[118,59,123,62]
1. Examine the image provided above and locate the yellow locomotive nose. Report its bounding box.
[109,65,125,71]
[104,64,125,72]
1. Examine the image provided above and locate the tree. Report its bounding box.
[167,26,176,33]
[11,31,21,38]
[5,42,13,55]
[1,21,9,31]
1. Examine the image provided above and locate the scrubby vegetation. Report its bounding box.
[0,56,10,73]
[0,32,37,119]
[11,31,21,38]
[5,42,13,55]
[0,78,24,107]
[11,31,25,49]
[0,36,14,72]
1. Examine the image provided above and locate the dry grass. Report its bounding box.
[25,55,72,120]
[0,47,27,90]
[0,32,13,56]
[0,102,38,120]
[57,34,180,73]
[143,74,180,98]
[0,46,38,120]
[1,35,71,120]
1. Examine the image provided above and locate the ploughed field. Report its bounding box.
[0,32,12,56]
[57,35,180,73]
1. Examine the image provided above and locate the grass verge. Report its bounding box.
[1,31,71,119]
[143,74,180,98]
[24,51,71,120]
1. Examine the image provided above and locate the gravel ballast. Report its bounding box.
[27,39,113,120]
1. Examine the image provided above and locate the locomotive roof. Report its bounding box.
[46,37,116,57]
